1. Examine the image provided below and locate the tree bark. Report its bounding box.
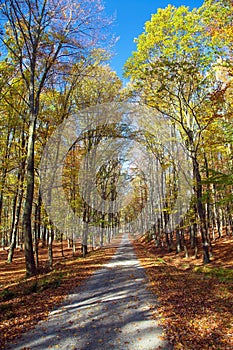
[7,183,24,263]
[192,156,210,264]
[22,117,37,277]
[48,227,54,270]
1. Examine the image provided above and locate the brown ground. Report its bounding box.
[132,234,233,350]
[0,238,120,349]
[1,234,232,350]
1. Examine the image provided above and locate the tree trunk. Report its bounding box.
[7,184,24,263]
[7,192,18,262]
[176,229,182,253]
[22,117,36,277]
[82,220,88,257]
[41,226,47,248]
[34,191,42,268]
[193,156,210,264]
[48,227,54,270]
[8,124,26,263]
[190,220,198,258]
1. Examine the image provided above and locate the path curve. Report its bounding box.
[8,233,171,350]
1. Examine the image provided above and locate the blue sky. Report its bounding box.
[104,0,204,80]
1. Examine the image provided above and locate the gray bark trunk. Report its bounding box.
[23,116,37,277]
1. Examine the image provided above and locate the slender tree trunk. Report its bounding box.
[34,191,42,268]
[23,116,37,277]
[190,219,198,258]
[9,193,18,244]
[193,156,210,264]
[176,229,182,253]
[0,167,8,248]
[72,234,76,257]
[8,182,24,263]
[100,214,105,247]
[8,129,26,263]
[48,226,54,270]
[181,228,189,258]
[82,220,88,257]
[35,192,42,242]
[41,225,47,248]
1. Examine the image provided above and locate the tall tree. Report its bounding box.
[124,3,231,263]
[0,0,110,276]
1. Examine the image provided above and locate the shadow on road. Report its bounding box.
[8,234,171,350]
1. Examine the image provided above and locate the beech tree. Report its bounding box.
[124,2,232,263]
[0,0,110,276]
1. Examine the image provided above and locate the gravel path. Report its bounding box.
[8,233,171,350]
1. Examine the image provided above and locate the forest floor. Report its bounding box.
[132,234,233,350]
[4,233,170,350]
[0,233,232,350]
[0,237,120,349]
